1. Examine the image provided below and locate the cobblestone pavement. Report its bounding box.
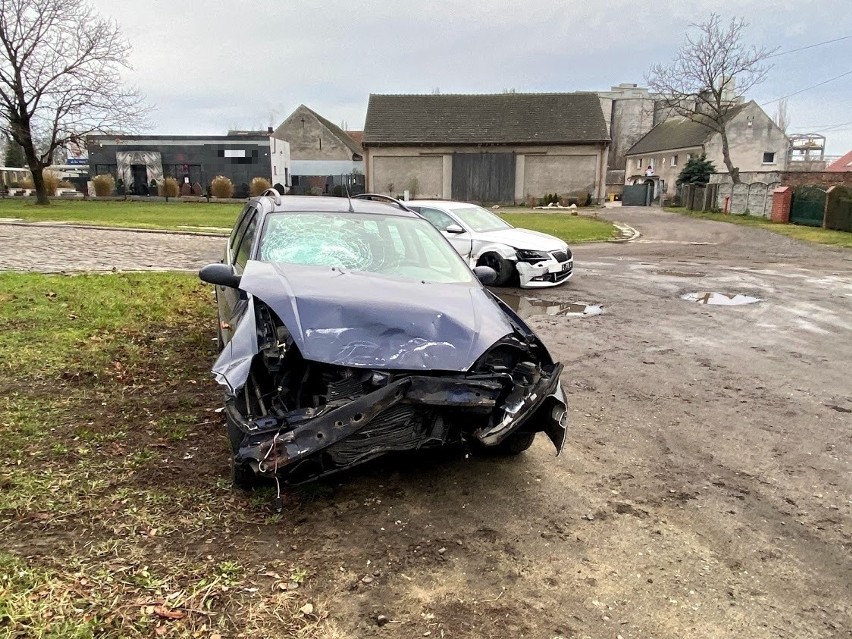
[0,223,226,272]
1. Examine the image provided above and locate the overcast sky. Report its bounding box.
[90,0,852,155]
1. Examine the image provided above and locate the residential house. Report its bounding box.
[624,101,788,198]
[272,105,364,194]
[363,93,610,204]
[826,150,852,172]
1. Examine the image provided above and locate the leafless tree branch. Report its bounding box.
[646,13,776,183]
[0,0,150,203]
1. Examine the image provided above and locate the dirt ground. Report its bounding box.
[3,208,850,638]
[235,207,851,638]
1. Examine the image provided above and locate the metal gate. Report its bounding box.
[451,152,515,203]
[825,186,852,232]
[622,183,651,206]
[790,186,826,227]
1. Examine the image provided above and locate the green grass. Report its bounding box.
[0,199,619,241]
[667,207,852,249]
[0,199,240,232]
[0,272,331,638]
[499,208,619,242]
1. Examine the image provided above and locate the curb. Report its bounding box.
[0,219,229,238]
[609,222,641,243]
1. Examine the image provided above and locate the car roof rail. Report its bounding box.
[260,188,282,206]
[353,193,415,212]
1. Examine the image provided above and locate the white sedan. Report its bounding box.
[405,200,573,288]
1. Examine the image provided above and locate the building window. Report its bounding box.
[762,152,776,164]
[671,155,678,166]
[637,159,642,170]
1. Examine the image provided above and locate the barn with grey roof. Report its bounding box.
[363,93,610,204]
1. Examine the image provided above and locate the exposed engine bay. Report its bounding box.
[219,299,567,485]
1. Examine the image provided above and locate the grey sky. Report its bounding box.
[91,0,852,154]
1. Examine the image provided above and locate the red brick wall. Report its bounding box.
[780,171,852,188]
[771,186,792,223]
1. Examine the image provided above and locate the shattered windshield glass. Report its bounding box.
[259,212,475,284]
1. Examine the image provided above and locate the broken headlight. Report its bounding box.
[515,249,551,264]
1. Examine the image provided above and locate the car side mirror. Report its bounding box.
[199,263,242,288]
[473,265,497,285]
[445,224,465,234]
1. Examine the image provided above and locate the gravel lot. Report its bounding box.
[1,209,849,638]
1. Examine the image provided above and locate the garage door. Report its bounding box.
[451,152,515,203]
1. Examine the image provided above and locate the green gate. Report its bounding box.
[825,186,852,232]
[790,186,826,227]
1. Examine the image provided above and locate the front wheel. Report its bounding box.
[473,431,536,456]
[478,253,514,286]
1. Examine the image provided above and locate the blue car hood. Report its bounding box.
[234,260,515,372]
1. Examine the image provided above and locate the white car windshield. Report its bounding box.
[259,212,476,284]
[451,206,513,233]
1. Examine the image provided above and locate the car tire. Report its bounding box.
[473,431,536,456]
[494,431,536,455]
[478,252,514,287]
[231,456,260,490]
[226,410,261,490]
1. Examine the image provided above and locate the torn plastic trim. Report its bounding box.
[474,362,564,448]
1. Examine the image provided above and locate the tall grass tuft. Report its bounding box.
[250,177,271,196]
[92,174,115,197]
[211,175,235,198]
[159,177,180,198]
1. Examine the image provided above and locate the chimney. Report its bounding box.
[267,126,273,133]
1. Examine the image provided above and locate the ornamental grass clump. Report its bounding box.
[92,174,115,196]
[210,175,234,198]
[159,177,180,198]
[250,177,271,196]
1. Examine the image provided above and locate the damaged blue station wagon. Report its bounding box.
[199,191,567,487]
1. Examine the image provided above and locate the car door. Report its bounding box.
[413,206,473,259]
[218,206,258,345]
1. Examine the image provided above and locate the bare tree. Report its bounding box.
[647,14,775,183]
[774,97,790,133]
[0,0,148,204]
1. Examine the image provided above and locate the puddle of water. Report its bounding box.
[681,292,762,305]
[496,292,603,318]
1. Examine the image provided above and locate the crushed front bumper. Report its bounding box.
[516,258,574,288]
[228,368,567,482]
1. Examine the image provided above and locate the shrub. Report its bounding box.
[191,182,203,196]
[250,176,271,196]
[58,179,75,189]
[566,190,591,207]
[42,170,60,195]
[538,193,559,206]
[678,155,716,185]
[210,175,234,198]
[92,174,115,196]
[180,182,192,196]
[20,176,34,189]
[159,177,180,198]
